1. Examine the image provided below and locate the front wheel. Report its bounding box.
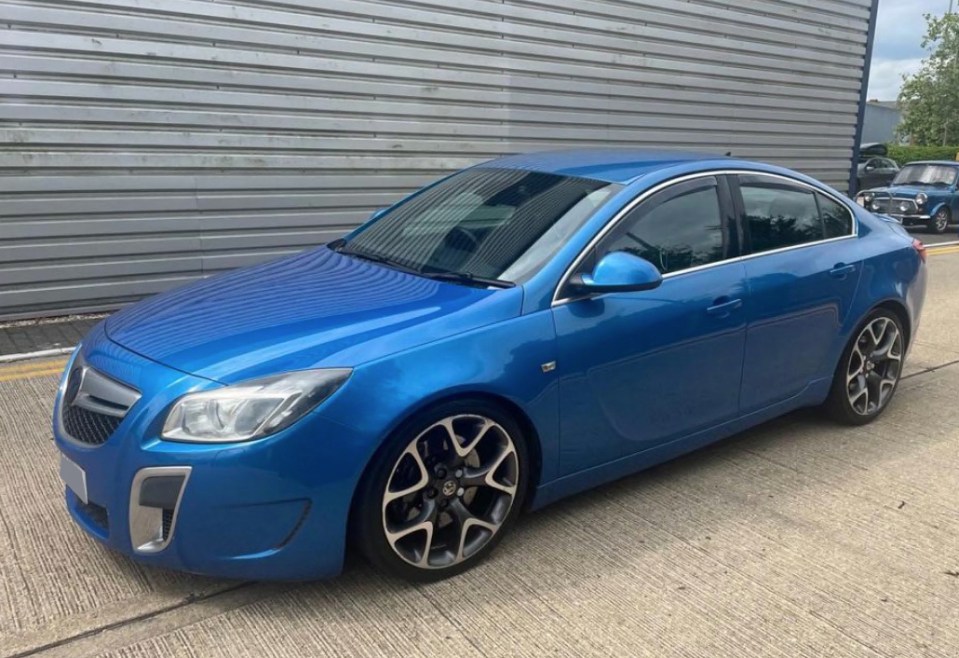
[824,309,905,425]
[353,400,528,582]
[930,207,950,234]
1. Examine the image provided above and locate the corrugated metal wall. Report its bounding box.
[1,0,874,319]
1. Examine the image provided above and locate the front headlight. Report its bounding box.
[916,192,928,207]
[161,369,351,442]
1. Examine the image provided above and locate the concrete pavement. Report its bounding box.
[1,251,958,658]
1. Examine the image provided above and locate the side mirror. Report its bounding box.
[569,251,663,295]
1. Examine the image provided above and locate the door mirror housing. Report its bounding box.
[569,251,663,295]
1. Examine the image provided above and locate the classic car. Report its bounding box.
[856,161,959,234]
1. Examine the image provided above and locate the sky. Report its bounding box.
[867,0,955,101]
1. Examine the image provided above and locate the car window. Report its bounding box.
[818,194,854,239]
[880,158,899,170]
[594,177,728,275]
[739,176,823,252]
[342,168,620,283]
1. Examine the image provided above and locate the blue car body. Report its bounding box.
[54,150,927,580]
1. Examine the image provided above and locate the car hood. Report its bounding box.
[105,247,523,384]
[867,184,942,198]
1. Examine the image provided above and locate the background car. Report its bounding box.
[856,143,899,191]
[54,151,927,583]
[858,155,900,191]
[856,161,959,233]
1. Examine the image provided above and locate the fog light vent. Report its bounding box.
[129,466,191,554]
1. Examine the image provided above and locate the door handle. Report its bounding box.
[829,263,856,279]
[706,297,743,317]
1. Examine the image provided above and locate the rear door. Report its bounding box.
[732,173,862,414]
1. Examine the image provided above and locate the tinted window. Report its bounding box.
[740,178,823,252]
[342,168,620,283]
[818,194,854,238]
[597,178,728,275]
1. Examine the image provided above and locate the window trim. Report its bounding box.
[552,169,859,307]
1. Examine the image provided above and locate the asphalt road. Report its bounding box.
[2,248,958,658]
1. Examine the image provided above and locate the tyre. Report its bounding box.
[353,399,528,582]
[824,309,905,425]
[929,207,950,234]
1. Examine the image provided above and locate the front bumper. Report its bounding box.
[892,214,932,224]
[53,324,368,580]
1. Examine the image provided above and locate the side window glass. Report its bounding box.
[739,177,823,253]
[597,179,727,275]
[818,194,854,239]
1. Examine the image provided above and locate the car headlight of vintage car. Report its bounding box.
[856,191,875,207]
[161,369,352,442]
[915,192,928,207]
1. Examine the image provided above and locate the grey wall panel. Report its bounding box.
[0,0,874,319]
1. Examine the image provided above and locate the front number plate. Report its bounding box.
[59,454,88,504]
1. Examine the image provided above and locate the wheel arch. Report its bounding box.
[873,298,912,349]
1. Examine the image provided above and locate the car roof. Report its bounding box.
[478,149,732,184]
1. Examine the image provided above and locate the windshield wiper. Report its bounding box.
[419,270,515,289]
[331,242,419,274]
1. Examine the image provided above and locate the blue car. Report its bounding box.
[54,150,927,582]
[856,160,959,234]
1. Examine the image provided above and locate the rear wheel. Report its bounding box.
[353,400,528,582]
[824,309,905,425]
[930,207,950,234]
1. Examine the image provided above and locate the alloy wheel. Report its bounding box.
[381,414,519,569]
[845,316,903,416]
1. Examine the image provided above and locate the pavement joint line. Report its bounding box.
[0,347,76,364]
[6,582,255,658]
[901,356,959,380]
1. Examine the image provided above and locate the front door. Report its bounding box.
[551,175,747,474]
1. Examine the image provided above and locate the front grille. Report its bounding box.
[871,196,917,215]
[62,404,122,445]
[76,498,109,534]
[59,355,140,447]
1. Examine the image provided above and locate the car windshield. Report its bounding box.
[892,164,959,187]
[336,168,620,285]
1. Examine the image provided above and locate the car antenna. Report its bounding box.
[725,151,732,157]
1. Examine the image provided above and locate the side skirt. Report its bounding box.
[527,377,831,511]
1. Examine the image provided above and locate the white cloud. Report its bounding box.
[867,57,924,101]
[866,0,953,101]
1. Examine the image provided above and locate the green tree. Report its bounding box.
[897,12,959,146]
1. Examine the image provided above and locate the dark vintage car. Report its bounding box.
[856,161,959,234]
[856,143,900,191]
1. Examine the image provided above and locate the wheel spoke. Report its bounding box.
[846,345,866,383]
[384,500,437,567]
[383,440,430,505]
[447,498,498,562]
[451,417,495,459]
[461,444,517,496]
